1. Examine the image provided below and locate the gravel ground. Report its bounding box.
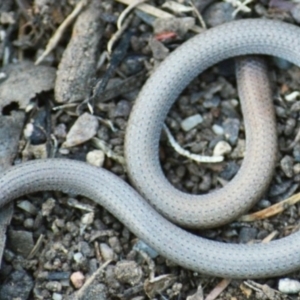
[1,0,300,299]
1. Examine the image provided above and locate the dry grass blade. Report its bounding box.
[35,0,89,65]
[240,192,300,222]
[204,278,231,300]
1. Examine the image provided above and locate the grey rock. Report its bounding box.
[257,199,271,209]
[120,55,147,76]
[280,155,294,178]
[42,198,56,216]
[223,118,240,145]
[16,200,37,215]
[79,241,92,257]
[113,100,131,118]
[293,143,300,162]
[0,269,34,300]
[291,4,300,24]
[63,113,99,148]
[99,243,115,261]
[231,139,245,159]
[275,105,286,117]
[269,180,293,197]
[220,162,240,180]
[53,293,63,300]
[199,175,212,192]
[203,95,221,108]
[133,240,158,258]
[203,2,234,27]
[0,61,56,110]
[7,230,34,257]
[257,230,269,240]
[284,118,296,136]
[273,57,292,70]
[79,283,107,300]
[181,114,203,131]
[212,124,224,135]
[239,227,258,244]
[221,100,240,118]
[149,38,169,60]
[45,281,62,292]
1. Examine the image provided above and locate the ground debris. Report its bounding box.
[55,0,104,103]
[0,61,55,110]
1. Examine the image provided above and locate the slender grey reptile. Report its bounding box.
[1,19,300,279]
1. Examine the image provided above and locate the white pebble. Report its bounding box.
[73,252,83,263]
[70,271,85,289]
[285,91,300,102]
[181,114,203,131]
[86,150,105,167]
[212,124,224,135]
[278,278,300,294]
[52,293,63,300]
[81,212,94,225]
[213,141,232,156]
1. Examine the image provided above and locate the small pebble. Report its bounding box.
[284,118,296,136]
[293,144,300,162]
[203,2,234,27]
[257,199,271,209]
[149,38,169,60]
[278,278,300,294]
[42,198,56,216]
[7,230,34,257]
[54,123,67,139]
[73,252,84,263]
[284,91,300,102]
[113,100,131,118]
[293,163,300,174]
[291,101,300,112]
[70,271,85,289]
[86,150,105,167]
[275,105,286,117]
[62,113,99,148]
[212,124,224,135]
[114,260,143,286]
[23,218,34,229]
[120,55,147,76]
[273,57,292,70]
[45,281,62,292]
[108,236,122,254]
[17,200,37,215]
[213,140,232,156]
[223,118,240,145]
[238,227,258,244]
[181,114,203,131]
[203,95,220,108]
[231,139,245,159]
[291,4,300,24]
[280,155,294,178]
[52,293,63,300]
[133,240,158,259]
[220,162,239,180]
[99,243,115,261]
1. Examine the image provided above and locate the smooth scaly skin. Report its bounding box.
[0,19,300,278]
